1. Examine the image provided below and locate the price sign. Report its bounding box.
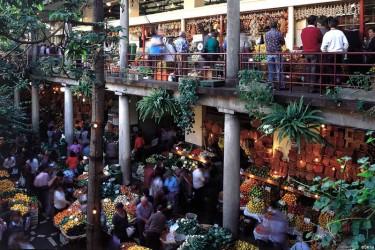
[287,213,294,219]
[287,186,294,192]
[298,186,305,192]
[278,200,286,206]
[304,218,311,223]
[328,210,335,216]
[265,186,271,192]
[253,197,260,203]
[304,192,311,197]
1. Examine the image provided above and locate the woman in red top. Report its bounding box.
[133,132,145,162]
[66,151,79,173]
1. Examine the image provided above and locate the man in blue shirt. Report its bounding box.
[164,170,179,214]
[265,20,287,90]
[174,31,189,77]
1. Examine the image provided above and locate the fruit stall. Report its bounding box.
[0,170,39,229]
[54,172,139,242]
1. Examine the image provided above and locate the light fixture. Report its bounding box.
[332,167,336,171]
[106,2,111,6]
[60,87,65,92]
[321,124,325,128]
[93,123,98,129]
[82,98,85,102]
[92,209,97,215]
[108,8,111,13]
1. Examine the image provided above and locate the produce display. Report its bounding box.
[248,186,264,199]
[235,241,259,250]
[127,246,150,250]
[120,242,137,250]
[73,187,87,198]
[13,193,31,204]
[178,235,209,250]
[288,203,304,216]
[240,181,252,194]
[245,166,271,179]
[145,155,157,164]
[10,203,29,216]
[318,212,334,231]
[206,227,233,249]
[240,195,250,207]
[0,170,10,178]
[281,193,297,206]
[176,218,203,236]
[254,224,270,235]
[77,179,88,187]
[246,199,265,214]
[54,201,81,226]
[102,198,115,228]
[295,215,313,232]
[101,181,121,200]
[0,179,15,193]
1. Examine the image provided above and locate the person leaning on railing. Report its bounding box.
[174,31,189,78]
[301,15,323,93]
[363,27,375,67]
[320,18,349,85]
[265,20,287,90]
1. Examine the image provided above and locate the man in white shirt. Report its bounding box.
[54,183,70,213]
[192,163,206,212]
[33,166,51,218]
[321,18,349,85]
[3,155,16,171]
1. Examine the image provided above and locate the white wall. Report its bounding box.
[185,105,203,146]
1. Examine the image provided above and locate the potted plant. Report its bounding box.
[136,89,179,123]
[259,96,329,152]
[138,66,153,79]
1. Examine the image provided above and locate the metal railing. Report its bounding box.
[240,51,375,94]
[105,52,226,82]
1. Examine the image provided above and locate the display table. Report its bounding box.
[243,208,263,222]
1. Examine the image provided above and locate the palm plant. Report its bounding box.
[260,96,328,152]
[136,89,179,123]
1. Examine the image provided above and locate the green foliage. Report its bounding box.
[136,89,179,123]
[309,133,375,248]
[177,78,199,134]
[138,66,153,77]
[0,84,33,138]
[346,72,372,91]
[260,96,328,152]
[71,77,93,97]
[326,86,342,104]
[236,70,273,118]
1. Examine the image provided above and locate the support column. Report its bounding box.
[181,18,185,32]
[64,86,74,146]
[14,88,20,107]
[226,0,240,87]
[286,6,295,50]
[120,0,129,78]
[31,84,39,132]
[118,93,131,185]
[221,109,240,238]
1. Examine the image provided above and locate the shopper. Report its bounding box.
[363,27,375,65]
[144,165,155,189]
[2,154,16,173]
[145,205,166,250]
[142,188,154,204]
[163,170,179,214]
[149,29,164,69]
[67,139,82,155]
[268,201,288,250]
[136,196,153,246]
[112,202,128,243]
[7,211,23,239]
[265,20,286,90]
[290,232,311,250]
[174,31,189,77]
[53,183,70,214]
[175,168,192,214]
[204,32,220,66]
[34,165,51,218]
[164,38,176,62]
[133,132,145,162]
[66,151,79,173]
[320,18,349,85]
[301,15,323,92]
[192,163,206,212]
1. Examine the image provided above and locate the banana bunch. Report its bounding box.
[235,240,259,250]
[10,204,29,216]
[13,193,30,204]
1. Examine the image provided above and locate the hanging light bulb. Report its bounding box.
[92,209,97,215]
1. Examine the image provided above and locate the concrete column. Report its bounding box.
[31,84,39,132]
[120,0,129,78]
[181,18,185,32]
[118,94,131,185]
[286,6,295,50]
[14,88,20,107]
[64,86,74,146]
[222,110,240,238]
[226,0,240,87]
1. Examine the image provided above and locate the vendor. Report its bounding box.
[112,202,128,243]
[136,196,153,246]
[268,201,288,250]
[53,183,70,214]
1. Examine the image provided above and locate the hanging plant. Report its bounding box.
[136,89,179,123]
[260,96,329,152]
[236,70,273,119]
[177,78,199,134]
